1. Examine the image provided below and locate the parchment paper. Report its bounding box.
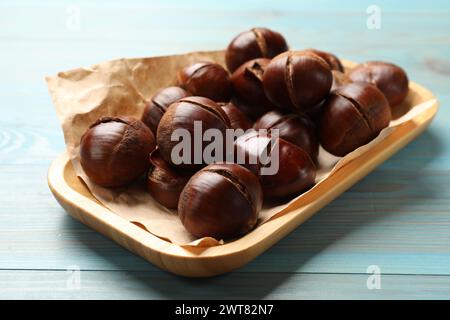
[46,50,436,247]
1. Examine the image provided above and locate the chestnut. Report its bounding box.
[253,110,319,162]
[147,149,193,210]
[177,61,232,102]
[303,49,344,72]
[234,131,316,198]
[80,117,156,188]
[141,86,190,135]
[263,51,333,113]
[157,96,230,169]
[218,102,252,130]
[225,27,288,72]
[320,83,391,157]
[304,71,352,126]
[348,61,409,107]
[230,58,275,120]
[178,163,263,239]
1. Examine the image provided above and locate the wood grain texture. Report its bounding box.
[1,0,450,297]
[2,270,450,300]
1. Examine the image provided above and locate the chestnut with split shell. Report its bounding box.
[303,48,344,72]
[263,51,333,113]
[156,96,231,169]
[231,58,275,120]
[80,117,156,188]
[218,102,253,130]
[147,149,193,210]
[141,86,190,135]
[348,61,409,107]
[320,82,391,157]
[177,61,232,102]
[253,110,319,162]
[234,131,316,198]
[178,163,263,240]
[226,27,288,72]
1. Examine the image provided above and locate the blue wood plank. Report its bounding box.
[1,270,450,300]
[1,159,450,275]
[1,0,450,299]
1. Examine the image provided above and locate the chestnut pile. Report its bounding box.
[79,27,409,240]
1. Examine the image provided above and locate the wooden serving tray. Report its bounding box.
[48,78,438,277]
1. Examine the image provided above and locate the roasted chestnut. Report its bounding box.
[263,51,333,113]
[157,96,230,169]
[303,49,344,72]
[320,83,391,157]
[230,58,275,120]
[348,61,409,107]
[141,86,190,135]
[178,163,263,239]
[147,149,193,209]
[219,102,252,130]
[305,71,352,126]
[253,110,319,162]
[177,61,232,102]
[234,131,316,198]
[80,117,156,187]
[226,27,288,72]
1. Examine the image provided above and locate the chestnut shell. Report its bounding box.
[263,51,333,113]
[177,61,232,102]
[147,149,193,209]
[178,163,263,239]
[348,61,409,107]
[234,131,316,198]
[320,83,391,156]
[226,27,288,72]
[303,49,344,72]
[141,86,190,134]
[253,110,319,162]
[219,102,253,130]
[156,96,231,169]
[80,117,156,188]
[231,58,275,120]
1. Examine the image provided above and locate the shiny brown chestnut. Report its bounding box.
[218,102,252,130]
[263,51,333,113]
[253,110,319,162]
[177,61,232,102]
[80,117,156,188]
[141,86,190,135]
[303,49,344,72]
[320,83,391,157]
[226,27,288,72]
[230,58,275,120]
[306,71,353,126]
[178,163,263,239]
[348,61,409,107]
[157,96,231,169]
[147,149,193,210]
[234,131,316,198]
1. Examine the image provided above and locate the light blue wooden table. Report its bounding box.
[1,0,450,299]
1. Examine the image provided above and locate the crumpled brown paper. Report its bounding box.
[46,50,435,247]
